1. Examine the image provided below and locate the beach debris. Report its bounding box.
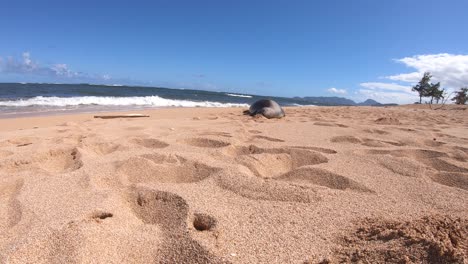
[17,143,32,147]
[94,114,149,119]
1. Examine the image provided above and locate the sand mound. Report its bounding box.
[330,215,468,263]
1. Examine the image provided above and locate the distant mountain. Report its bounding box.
[357,99,382,106]
[293,96,357,106]
[292,96,391,106]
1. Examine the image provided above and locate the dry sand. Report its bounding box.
[0,105,467,263]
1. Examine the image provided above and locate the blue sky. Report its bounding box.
[1,0,468,103]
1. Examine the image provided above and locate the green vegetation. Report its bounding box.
[451,87,467,105]
[412,72,442,104]
[412,72,468,106]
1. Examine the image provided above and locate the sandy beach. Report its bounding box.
[0,105,467,263]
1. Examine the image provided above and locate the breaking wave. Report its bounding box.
[226,93,253,98]
[0,96,249,108]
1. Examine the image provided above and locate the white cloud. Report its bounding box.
[0,52,118,84]
[359,53,468,104]
[358,82,416,104]
[51,64,79,77]
[360,82,412,93]
[0,52,80,78]
[357,88,419,104]
[327,87,347,94]
[386,53,468,88]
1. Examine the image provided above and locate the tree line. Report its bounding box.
[412,72,467,105]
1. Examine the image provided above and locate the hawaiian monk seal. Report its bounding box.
[243,99,285,119]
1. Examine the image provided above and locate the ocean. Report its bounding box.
[0,83,317,117]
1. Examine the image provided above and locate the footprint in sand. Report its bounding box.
[374,117,401,125]
[215,168,317,203]
[82,141,127,155]
[125,126,146,131]
[277,167,373,192]
[451,146,468,162]
[289,146,337,154]
[184,137,231,148]
[330,136,362,144]
[199,132,232,138]
[430,172,468,191]
[0,149,14,158]
[128,187,224,263]
[12,137,39,145]
[118,154,220,184]
[248,130,262,134]
[362,128,390,135]
[363,149,468,187]
[0,148,83,173]
[0,178,24,230]
[314,122,348,128]
[375,156,427,178]
[88,210,114,222]
[251,135,285,142]
[215,145,372,203]
[330,135,405,148]
[229,145,329,178]
[131,137,170,149]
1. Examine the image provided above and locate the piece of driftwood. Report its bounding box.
[94,114,150,119]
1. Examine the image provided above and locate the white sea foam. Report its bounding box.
[0,96,249,108]
[290,103,317,107]
[226,93,253,98]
